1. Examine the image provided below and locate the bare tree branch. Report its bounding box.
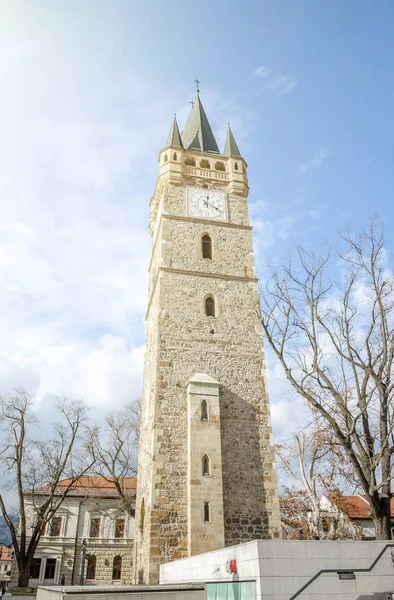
[261,221,394,539]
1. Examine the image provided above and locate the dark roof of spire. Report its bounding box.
[223,124,241,157]
[181,93,220,154]
[165,115,184,149]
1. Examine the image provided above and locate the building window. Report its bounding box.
[140,499,145,534]
[200,159,211,169]
[185,157,196,166]
[115,519,125,539]
[201,399,208,421]
[215,161,225,172]
[163,154,168,162]
[50,517,62,537]
[45,558,56,580]
[204,502,210,523]
[235,162,239,170]
[89,517,101,538]
[205,296,215,317]
[86,556,96,580]
[30,558,41,579]
[173,152,177,161]
[202,234,212,259]
[202,455,210,476]
[112,556,122,580]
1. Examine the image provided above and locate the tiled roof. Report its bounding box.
[335,495,394,519]
[34,475,136,498]
[181,93,220,154]
[223,124,241,157]
[165,115,184,149]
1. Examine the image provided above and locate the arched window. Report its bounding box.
[173,152,177,161]
[200,159,211,169]
[185,157,196,166]
[202,234,212,259]
[201,400,208,421]
[205,296,215,317]
[140,498,145,534]
[204,502,210,523]
[235,162,239,170]
[112,556,122,581]
[87,555,96,580]
[164,154,168,162]
[202,455,210,476]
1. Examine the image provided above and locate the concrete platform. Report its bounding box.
[160,539,394,600]
[37,584,205,600]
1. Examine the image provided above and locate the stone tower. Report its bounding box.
[133,90,281,584]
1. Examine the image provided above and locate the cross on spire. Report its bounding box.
[194,78,200,93]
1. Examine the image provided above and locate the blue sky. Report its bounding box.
[1,0,393,438]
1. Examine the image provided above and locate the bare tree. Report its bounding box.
[87,399,140,517]
[261,222,394,539]
[0,389,93,587]
[277,416,359,539]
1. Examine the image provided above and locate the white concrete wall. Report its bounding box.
[160,540,394,600]
[37,584,206,600]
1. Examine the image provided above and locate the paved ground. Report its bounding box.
[3,595,36,599]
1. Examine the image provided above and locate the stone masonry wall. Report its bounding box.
[72,543,134,585]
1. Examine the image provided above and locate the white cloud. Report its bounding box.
[298,147,331,173]
[254,66,272,79]
[266,74,298,94]
[254,66,298,94]
[0,37,255,416]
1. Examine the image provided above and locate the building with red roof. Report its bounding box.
[10,475,136,589]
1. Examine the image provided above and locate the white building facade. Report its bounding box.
[10,476,136,588]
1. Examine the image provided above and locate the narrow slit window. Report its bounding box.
[173,152,177,161]
[140,498,145,534]
[235,162,239,170]
[201,399,208,421]
[204,502,210,523]
[112,556,122,581]
[50,517,62,537]
[205,296,215,317]
[89,517,100,538]
[87,556,96,580]
[202,235,212,259]
[30,558,42,579]
[115,518,125,538]
[202,455,210,476]
[45,559,56,580]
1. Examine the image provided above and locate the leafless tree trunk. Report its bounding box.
[0,390,93,587]
[86,399,140,517]
[261,222,394,539]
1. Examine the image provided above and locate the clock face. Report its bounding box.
[188,187,227,221]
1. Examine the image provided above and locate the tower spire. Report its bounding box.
[223,123,241,157]
[165,114,184,149]
[181,88,220,154]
